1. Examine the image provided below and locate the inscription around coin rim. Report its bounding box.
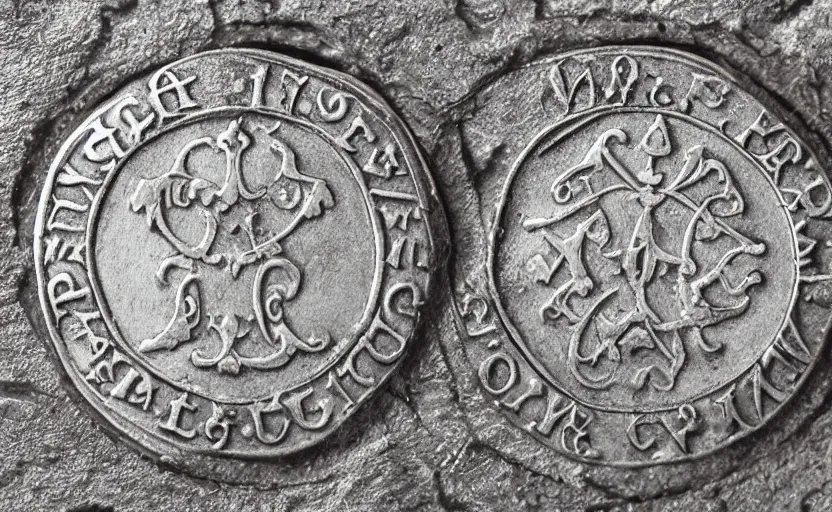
[33,49,444,461]
[454,46,832,466]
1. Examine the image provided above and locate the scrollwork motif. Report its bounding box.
[525,114,765,392]
[130,118,334,374]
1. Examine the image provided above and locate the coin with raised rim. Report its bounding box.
[452,46,832,466]
[33,49,445,462]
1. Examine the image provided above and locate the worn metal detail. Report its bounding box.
[454,46,832,466]
[34,49,444,460]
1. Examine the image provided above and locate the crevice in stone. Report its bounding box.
[0,379,50,402]
[581,466,736,507]
[386,387,425,431]
[453,123,491,237]
[466,439,561,485]
[531,0,550,21]
[774,367,832,448]
[583,498,635,511]
[10,114,55,250]
[453,0,474,32]
[456,121,506,182]
[66,504,115,512]
[440,49,519,115]
[433,469,470,512]
[801,486,823,511]
[205,0,220,42]
[455,123,480,186]
[89,0,140,61]
[777,0,817,22]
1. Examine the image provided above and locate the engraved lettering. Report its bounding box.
[87,350,154,410]
[84,118,127,164]
[158,392,198,439]
[648,75,673,107]
[529,392,572,436]
[335,114,377,152]
[549,60,596,114]
[316,87,350,122]
[750,362,789,421]
[277,70,309,114]
[457,284,497,337]
[501,377,543,412]
[326,371,356,410]
[679,73,730,113]
[714,383,753,432]
[385,237,430,270]
[248,395,290,445]
[249,64,268,107]
[204,403,236,450]
[43,235,85,264]
[110,96,155,146]
[478,352,518,396]
[148,69,198,121]
[627,404,698,457]
[604,55,638,105]
[47,272,90,323]
[56,164,102,201]
[70,310,110,363]
[363,144,401,179]
[283,386,333,430]
[46,196,88,233]
[357,315,407,365]
[383,281,424,319]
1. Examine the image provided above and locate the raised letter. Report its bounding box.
[158,392,198,439]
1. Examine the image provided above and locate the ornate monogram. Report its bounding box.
[130,120,334,374]
[454,47,832,465]
[33,49,443,462]
[525,113,765,393]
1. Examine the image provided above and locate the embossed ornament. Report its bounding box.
[454,46,832,466]
[33,49,444,462]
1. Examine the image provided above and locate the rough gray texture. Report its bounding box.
[4,0,832,510]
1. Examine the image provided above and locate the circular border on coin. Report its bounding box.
[453,46,832,467]
[33,48,446,462]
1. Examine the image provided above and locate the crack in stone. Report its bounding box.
[466,439,562,485]
[777,0,818,22]
[90,0,140,58]
[0,380,50,403]
[433,470,470,512]
[66,505,115,512]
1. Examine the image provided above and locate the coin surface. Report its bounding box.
[453,46,832,466]
[33,49,444,460]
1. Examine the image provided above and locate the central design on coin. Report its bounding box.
[493,110,798,412]
[523,113,766,393]
[92,112,379,404]
[129,118,335,375]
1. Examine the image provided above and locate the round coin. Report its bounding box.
[33,49,445,461]
[452,46,832,466]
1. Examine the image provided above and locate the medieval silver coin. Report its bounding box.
[453,46,832,465]
[33,49,444,460]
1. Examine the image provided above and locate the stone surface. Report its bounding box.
[4,0,832,510]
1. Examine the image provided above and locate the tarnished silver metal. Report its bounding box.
[453,46,832,466]
[33,49,444,461]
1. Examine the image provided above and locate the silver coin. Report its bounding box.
[453,46,832,466]
[33,49,445,461]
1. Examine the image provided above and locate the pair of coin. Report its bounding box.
[30,47,832,470]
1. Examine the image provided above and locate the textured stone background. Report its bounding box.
[4,0,832,510]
